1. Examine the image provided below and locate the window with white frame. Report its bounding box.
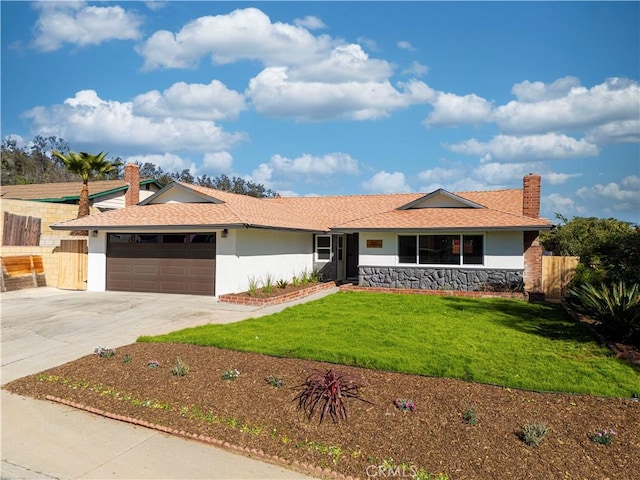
[398,234,484,265]
[315,235,332,261]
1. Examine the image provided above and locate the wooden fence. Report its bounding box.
[57,239,88,290]
[0,255,46,292]
[542,256,579,299]
[3,211,41,246]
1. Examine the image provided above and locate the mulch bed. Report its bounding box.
[4,342,639,480]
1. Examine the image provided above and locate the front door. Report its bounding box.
[346,233,359,280]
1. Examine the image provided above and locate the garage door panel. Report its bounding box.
[107,233,215,296]
[132,264,160,275]
[132,281,160,292]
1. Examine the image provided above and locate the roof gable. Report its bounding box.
[141,182,223,205]
[399,189,485,210]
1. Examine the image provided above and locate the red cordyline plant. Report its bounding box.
[293,369,373,423]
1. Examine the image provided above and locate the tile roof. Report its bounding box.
[52,182,552,232]
[0,179,157,201]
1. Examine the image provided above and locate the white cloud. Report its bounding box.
[446,133,599,162]
[511,76,581,103]
[543,193,587,219]
[357,37,379,52]
[362,171,412,193]
[125,153,194,173]
[247,152,359,191]
[577,176,640,209]
[145,1,167,11]
[473,162,540,184]
[397,40,416,51]
[417,166,464,185]
[425,92,493,127]
[248,68,434,121]
[495,77,640,135]
[287,44,393,83]
[418,162,583,194]
[402,61,428,77]
[132,80,246,121]
[270,153,360,176]
[203,152,233,172]
[585,119,640,145]
[294,15,326,30]
[33,2,141,51]
[24,90,246,154]
[544,172,582,185]
[136,7,334,70]
[248,163,275,188]
[136,7,436,122]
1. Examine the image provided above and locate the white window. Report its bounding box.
[315,235,332,262]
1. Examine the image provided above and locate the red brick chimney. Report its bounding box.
[522,173,543,294]
[523,173,541,218]
[124,163,140,207]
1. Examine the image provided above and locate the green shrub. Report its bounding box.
[462,407,478,425]
[262,273,274,294]
[276,278,289,289]
[247,276,259,296]
[171,357,189,376]
[569,281,640,340]
[520,422,548,446]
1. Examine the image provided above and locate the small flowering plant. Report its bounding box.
[394,399,416,412]
[147,360,160,368]
[94,346,116,358]
[222,368,240,380]
[590,428,617,445]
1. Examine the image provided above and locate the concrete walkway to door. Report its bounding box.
[1,287,337,479]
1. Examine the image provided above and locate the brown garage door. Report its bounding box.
[107,233,216,295]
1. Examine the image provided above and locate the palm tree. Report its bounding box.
[52,150,121,233]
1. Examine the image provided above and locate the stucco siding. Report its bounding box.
[217,229,313,296]
[87,231,107,291]
[484,231,524,269]
[358,232,397,266]
[358,230,524,270]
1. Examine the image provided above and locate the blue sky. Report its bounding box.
[2,1,639,224]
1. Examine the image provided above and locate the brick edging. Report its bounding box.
[339,284,527,300]
[44,395,359,480]
[219,281,338,307]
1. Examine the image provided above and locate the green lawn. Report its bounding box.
[139,291,640,397]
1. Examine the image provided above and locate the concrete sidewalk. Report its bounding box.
[1,287,335,479]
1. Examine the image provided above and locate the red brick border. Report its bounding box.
[219,281,338,307]
[44,395,358,480]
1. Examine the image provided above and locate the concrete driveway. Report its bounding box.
[1,287,332,479]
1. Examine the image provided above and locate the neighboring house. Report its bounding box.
[0,165,162,212]
[51,174,551,297]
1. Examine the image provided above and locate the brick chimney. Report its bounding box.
[124,163,140,207]
[522,173,543,294]
[523,173,541,218]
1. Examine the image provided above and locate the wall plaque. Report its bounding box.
[366,239,383,248]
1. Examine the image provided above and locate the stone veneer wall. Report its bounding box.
[359,266,524,292]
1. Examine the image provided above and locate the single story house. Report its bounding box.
[51,173,551,297]
[0,165,162,211]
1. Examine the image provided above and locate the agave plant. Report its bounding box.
[569,281,640,340]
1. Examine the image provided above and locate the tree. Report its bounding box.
[1,135,73,184]
[194,173,277,198]
[540,214,640,285]
[52,150,122,224]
